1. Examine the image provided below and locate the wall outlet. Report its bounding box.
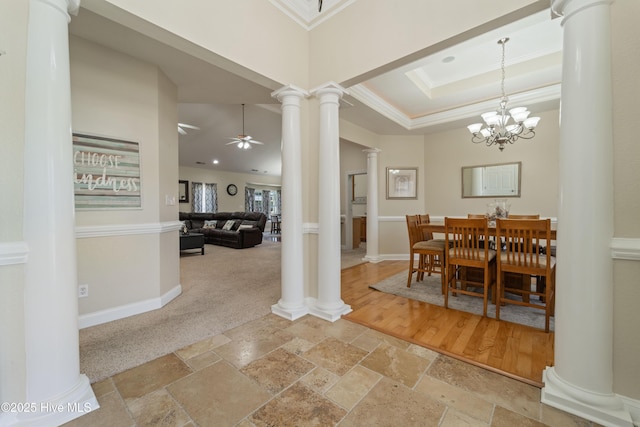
[78,284,89,298]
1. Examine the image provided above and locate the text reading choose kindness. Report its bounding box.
[74,151,139,192]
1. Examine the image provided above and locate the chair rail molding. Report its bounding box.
[75,221,182,238]
[610,237,640,261]
[0,241,29,266]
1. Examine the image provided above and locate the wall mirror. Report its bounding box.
[461,162,521,198]
[178,180,189,203]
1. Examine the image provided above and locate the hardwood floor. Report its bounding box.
[341,260,554,387]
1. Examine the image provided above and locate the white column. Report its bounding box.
[270,85,309,320]
[542,1,632,426]
[364,149,381,263]
[13,0,98,425]
[310,82,352,321]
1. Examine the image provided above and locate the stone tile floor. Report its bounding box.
[64,314,598,427]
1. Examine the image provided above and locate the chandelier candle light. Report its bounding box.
[467,38,540,151]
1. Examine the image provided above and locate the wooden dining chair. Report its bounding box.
[406,215,447,293]
[495,218,556,332]
[507,214,540,219]
[444,217,496,317]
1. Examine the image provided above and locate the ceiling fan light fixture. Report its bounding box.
[226,104,265,150]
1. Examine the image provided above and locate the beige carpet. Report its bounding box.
[79,239,368,382]
[79,239,281,382]
[370,271,554,332]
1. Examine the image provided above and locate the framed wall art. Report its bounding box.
[386,167,418,199]
[72,132,142,210]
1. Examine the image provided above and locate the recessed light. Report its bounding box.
[212,159,219,164]
[442,56,455,63]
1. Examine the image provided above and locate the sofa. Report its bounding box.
[179,211,267,249]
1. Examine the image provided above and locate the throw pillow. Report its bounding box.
[203,220,217,229]
[238,224,253,230]
[222,220,235,231]
[241,220,257,227]
[231,219,243,231]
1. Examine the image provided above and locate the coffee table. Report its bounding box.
[180,232,205,255]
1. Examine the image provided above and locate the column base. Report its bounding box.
[364,254,382,263]
[271,302,309,321]
[1,374,98,426]
[542,367,634,427]
[306,297,352,322]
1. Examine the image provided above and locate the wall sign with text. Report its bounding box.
[72,133,142,210]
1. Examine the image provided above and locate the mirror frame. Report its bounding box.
[461,161,522,198]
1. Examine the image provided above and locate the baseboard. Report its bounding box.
[542,367,635,427]
[78,284,181,329]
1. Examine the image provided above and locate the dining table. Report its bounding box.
[419,219,557,240]
[419,218,557,304]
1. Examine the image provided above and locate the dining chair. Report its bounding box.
[495,218,556,332]
[270,215,281,233]
[507,214,540,219]
[444,217,496,317]
[406,215,447,293]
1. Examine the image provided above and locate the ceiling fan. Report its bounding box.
[225,104,264,150]
[177,122,200,135]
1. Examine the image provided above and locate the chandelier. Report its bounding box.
[467,38,540,151]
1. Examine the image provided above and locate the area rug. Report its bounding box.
[369,271,554,331]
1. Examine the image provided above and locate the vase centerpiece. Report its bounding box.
[486,199,510,226]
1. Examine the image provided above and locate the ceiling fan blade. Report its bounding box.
[178,123,200,130]
[248,140,264,145]
[178,127,187,135]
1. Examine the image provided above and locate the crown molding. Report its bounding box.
[269,0,356,30]
[349,83,561,131]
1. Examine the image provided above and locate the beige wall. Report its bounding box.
[423,109,560,218]
[178,166,281,214]
[0,0,29,404]
[70,36,180,316]
[611,0,640,400]
[80,0,309,89]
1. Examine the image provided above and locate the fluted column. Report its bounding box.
[310,82,352,321]
[271,85,309,320]
[542,1,632,426]
[12,0,98,425]
[364,149,381,263]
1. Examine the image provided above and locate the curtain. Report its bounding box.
[191,182,217,212]
[191,182,203,212]
[245,187,255,212]
[262,190,271,216]
[204,183,217,212]
[275,189,282,214]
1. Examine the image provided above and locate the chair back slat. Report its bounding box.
[497,218,552,274]
[405,215,422,246]
[445,217,490,265]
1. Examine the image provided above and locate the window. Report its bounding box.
[191,182,217,213]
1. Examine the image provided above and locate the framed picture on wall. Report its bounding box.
[386,167,418,199]
[179,180,189,203]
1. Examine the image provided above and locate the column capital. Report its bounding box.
[310,81,349,98]
[551,0,613,21]
[68,0,80,15]
[271,84,309,103]
[363,148,382,155]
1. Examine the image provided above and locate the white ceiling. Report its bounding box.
[68,2,563,178]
